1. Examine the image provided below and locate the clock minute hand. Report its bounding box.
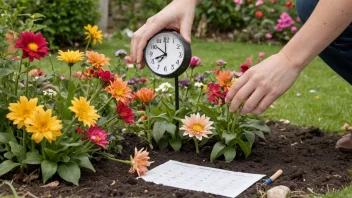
[157,47,166,54]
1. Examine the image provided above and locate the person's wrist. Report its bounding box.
[173,0,199,6]
[277,50,305,72]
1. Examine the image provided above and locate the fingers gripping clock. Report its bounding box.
[143,30,192,78]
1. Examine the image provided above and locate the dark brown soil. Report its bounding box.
[1,121,352,198]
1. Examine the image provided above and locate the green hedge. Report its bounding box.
[17,0,101,49]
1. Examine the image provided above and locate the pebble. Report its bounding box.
[267,185,291,198]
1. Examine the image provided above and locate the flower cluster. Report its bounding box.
[275,12,295,32]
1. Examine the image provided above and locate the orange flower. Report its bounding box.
[86,51,110,69]
[134,88,156,104]
[129,147,153,177]
[104,77,133,104]
[216,70,236,91]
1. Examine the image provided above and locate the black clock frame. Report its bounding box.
[143,30,192,78]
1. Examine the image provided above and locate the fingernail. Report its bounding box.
[229,108,234,113]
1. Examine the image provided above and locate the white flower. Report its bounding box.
[34,76,39,80]
[127,64,134,68]
[155,82,173,92]
[43,89,57,97]
[194,82,204,88]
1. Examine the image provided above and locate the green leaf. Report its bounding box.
[197,104,218,121]
[9,141,25,162]
[22,151,43,164]
[73,155,95,172]
[4,152,13,160]
[0,132,17,144]
[222,132,237,145]
[237,139,251,158]
[210,142,226,163]
[241,119,271,133]
[44,148,59,162]
[251,130,266,140]
[60,155,70,163]
[157,137,169,150]
[31,13,45,19]
[0,68,16,78]
[169,139,182,151]
[0,160,21,176]
[244,131,255,147]
[152,121,166,143]
[58,162,80,185]
[41,160,58,183]
[165,123,176,137]
[60,142,82,147]
[223,147,236,163]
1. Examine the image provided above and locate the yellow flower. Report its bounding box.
[69,97,100,127]
[6,96,43,129]
[84,24,103,45]
[57,50,84,66]
[180,113,214,140]
[86,51,110,69]
[104,78,133,105]
[25,108,62,143]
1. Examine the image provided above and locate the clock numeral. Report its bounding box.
[171,65,174,70]
[179,52,183,58]
[176,60,179,65]
[151,59,154,64]
[157,65,160,70]
[176,44,180,49]
[173,39,175,43]
[164,66,167,72]
[149,52,153,57]
[163,37,170,43]
[157,39,162,43]
[150,45,157,49]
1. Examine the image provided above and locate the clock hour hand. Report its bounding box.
[153,54,164,60]
[158,56,165,62]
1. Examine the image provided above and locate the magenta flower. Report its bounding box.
[86,125,109,149]
[234,0,243,4]
[246,57,252,65]
[275,12,294,32]
[265,33,272,39]
[189,56,201,68]
[291,26,297,33]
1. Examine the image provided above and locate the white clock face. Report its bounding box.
[145,32,185,76]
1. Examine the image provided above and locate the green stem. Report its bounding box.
[69,65,72,81]
[185,69,194,98]
[98,97,114,112]
[194,138,199,154]
[101,114,119,127]
[49,55,55,73]
[31,140,35,151]
[25,62,29,97]
[231,108,241,132]
[105,155,131,165]
[89,83,104,102]
[22,129,26,153]
[14,57,23,96]
[57,118,77,144]
[85,38,91,51]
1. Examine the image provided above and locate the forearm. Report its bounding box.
[281,0,352,70]
[173,0,201,6]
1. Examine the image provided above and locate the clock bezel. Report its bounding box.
[143,30,192,78]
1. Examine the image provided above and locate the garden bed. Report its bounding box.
[1,121,351,197]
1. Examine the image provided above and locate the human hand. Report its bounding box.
[125,0,198,69]
[225,52,302,115]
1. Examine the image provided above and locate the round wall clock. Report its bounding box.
[143,30,192,78]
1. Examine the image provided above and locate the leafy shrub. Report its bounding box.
[16,0,101,49]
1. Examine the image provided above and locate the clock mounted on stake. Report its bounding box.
[143,30,192,78]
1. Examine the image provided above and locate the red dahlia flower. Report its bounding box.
[14,32,49,62]
[116,101,135,124]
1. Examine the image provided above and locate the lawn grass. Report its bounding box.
[36,37,352,133]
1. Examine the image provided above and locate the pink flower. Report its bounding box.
[275,12,294,31]
[234,0,243,4]
[265,33,273,39]
[217,60,227,67]
[255,0,264,6]
[296,17,301,23]
[291,26,297,33]
[246,57,252,65]
[189,56,201,68]
[129,148,153,177]
[180,113,214,140]
[255,10,263,19]
[240,63,250,73]
[259,52,265,58]
[86,125,109,149]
